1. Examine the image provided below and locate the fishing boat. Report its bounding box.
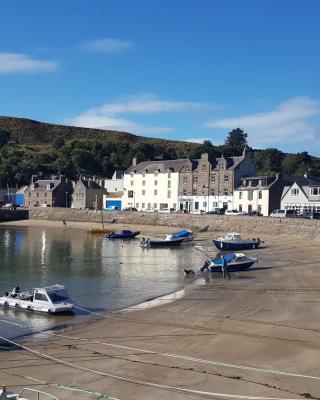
[165,229,195,242]
[106,230,140,239]
[0,285,75,314]
[212,232,261,251]
[202,252,257,272]
[140,237,184,248]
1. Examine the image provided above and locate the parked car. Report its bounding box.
[123,207,138,212]
[245,211,262,217]
[190,209,206,214]
[2,203,15,210]
[225,210,243,216]
[145,208,156,212]
[159,208,174,213]
[176,209,189,214]
[208,208,225,215]
[269,209,295,218]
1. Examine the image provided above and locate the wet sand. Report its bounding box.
[1,220,320,399]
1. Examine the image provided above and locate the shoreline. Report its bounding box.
[1,220,320,399]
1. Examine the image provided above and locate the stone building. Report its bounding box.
[25,177,73,207]
[233,174,289,216]
[71,178,104,209]
[179,148,256,212]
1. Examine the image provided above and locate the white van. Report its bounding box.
[269,209,295,218]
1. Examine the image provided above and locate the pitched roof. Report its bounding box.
[80,179,102,189]
[26,179,62,192]
[125,159,190,174]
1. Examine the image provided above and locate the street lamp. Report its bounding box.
[65,192,68,208]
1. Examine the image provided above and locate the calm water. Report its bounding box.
[0,226,204,342]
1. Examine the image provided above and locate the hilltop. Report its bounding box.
[0,116,319,186]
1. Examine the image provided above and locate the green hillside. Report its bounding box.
[0,116,319,186]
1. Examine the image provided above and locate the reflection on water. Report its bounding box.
[0,226,203,340]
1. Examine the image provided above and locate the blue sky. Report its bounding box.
[1,0,320,155]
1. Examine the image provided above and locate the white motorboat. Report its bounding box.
[0,386,59,399]
[0,285,75,314]
[165,229,196,242]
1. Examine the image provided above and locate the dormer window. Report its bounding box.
[311,187,320,196]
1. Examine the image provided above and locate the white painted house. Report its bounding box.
[281,176,320,213]
[100,170,124,193]
[123,159,190,211]
[233,174,289,216]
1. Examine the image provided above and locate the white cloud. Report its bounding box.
[185,137,211,144]
[205,97,320,147]
[68,94,216,134]
[82,38,134,53]
[0,52,58,74]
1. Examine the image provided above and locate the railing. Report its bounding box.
[19,388,59,400]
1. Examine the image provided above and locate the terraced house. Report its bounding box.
[179,148,256,212]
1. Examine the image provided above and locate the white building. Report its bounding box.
[100,170,124,193]
[281,176,320,213]
[233,174,289,216]
[123,159,190,211]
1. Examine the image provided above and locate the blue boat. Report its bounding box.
[165,229,195,242]
[213,232,261,251]
[202,252,257,272]
[106,230,140,239]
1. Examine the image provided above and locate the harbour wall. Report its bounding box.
[0,209,29,221]
[29,208,320,240]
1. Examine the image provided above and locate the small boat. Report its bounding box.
[87,228,111,234]
[165,229,196,242]
[202,252,257,272]
[141,237,184,248]
[106,230,140,239]
[1,386,59,399]
[212,232,261,251]
[0,285,75,314]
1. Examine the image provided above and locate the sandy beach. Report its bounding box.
[1,219,320,399]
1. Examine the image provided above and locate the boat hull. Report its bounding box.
[107,231,140,239]
[148,238,184,247]
[0,297,74,314]
[209,260,256,272]
[212,240,260,251]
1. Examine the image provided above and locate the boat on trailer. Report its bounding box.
[212,232,261,251]
[202,252,257,272]
[165,229,195,242]
[106,230,140,239]
[0,285,75,314]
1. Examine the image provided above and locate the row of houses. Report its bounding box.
[11,149,320,216]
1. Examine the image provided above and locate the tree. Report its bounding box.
[224,128,248,151]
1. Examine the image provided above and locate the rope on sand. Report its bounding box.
[0,335,307,400]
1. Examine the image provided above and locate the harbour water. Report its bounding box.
[0,226,204,342]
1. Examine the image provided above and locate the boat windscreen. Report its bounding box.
[48,290,70,303]
[212,253,236,264]
[172,230,189,238]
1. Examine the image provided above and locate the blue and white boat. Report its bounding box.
[106,230,140,239]
[202,252,257,272]
[213,232,261,251]
[165,229,195,242]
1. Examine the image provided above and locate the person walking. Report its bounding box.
[63,219,67,227]
[221,255,231,279]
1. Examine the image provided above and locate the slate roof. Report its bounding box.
[235,175,278,191]
[282,176,320,202]
[80,180,102,190]
[125,159,191,174]
[26,180,62,192]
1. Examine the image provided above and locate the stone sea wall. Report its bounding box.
[0,209,29,221]
[29,208,320,240]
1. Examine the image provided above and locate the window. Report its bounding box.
[183,177,187,184]
[213,202,218,207]
[248,205,252,212]
[142,203,145,208]
[239,191,243,199]
[195,202,199,210]
[154,203,157,209]
[193,189,197,195]
[258,191,262,199]
[34,293,48,302]
[224,189,228,195]
[128,190,134,198]
[183,189,187,195]
[142,180,145,186]
[136,203,139,208]
[130,180,134,186]
[211,175,215,183]
[210,189,215,196]
[168,190,171,198]
[168,180,171,188]
[248,191,253,201]
[202,165,207,172]
[142,190,145,195]
[154,189,158,195]
[154,180,158,186]
[114,188,117,191]
[194,176,198,183]
[239,205,243,212]
[291,188,299,196]
[224,175,229,182]
[203,202,207,208]
[148,203,151,209]
[311,187,319,196]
